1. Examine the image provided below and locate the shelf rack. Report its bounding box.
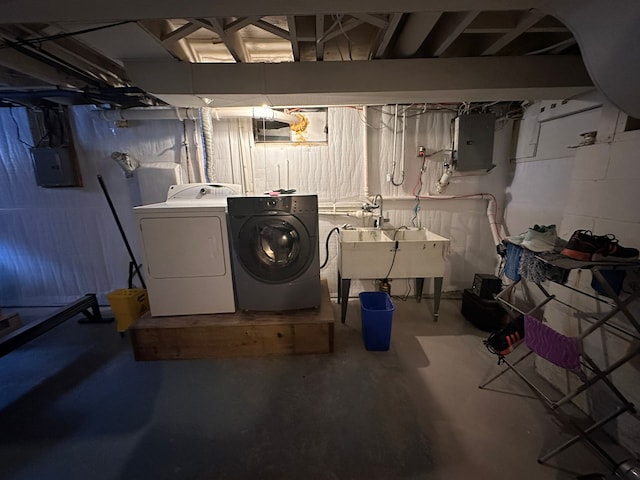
[480,252,640,467]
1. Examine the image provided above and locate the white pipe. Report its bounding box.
[98,106,300,124]
[216,107,300,124]
[362,106,369,197]
[319,202,368,210]
[391,104,398,182]
[99,107,200,121]
[436,170,453,194]
[318,211,374,218]
[359,194,503,247]
[483,194,503,247]
[400,109,406,183]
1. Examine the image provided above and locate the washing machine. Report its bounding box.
[227,194,321,311]
[133,183,241,316]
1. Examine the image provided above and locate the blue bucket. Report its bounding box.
[359,292,395,351]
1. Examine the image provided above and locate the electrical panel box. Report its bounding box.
[31,146,82,187]
[453,114,496,172]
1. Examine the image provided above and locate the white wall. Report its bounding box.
[506,94,640,454]
[0,106,200,306]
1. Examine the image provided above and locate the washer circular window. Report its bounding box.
[237,217,312,283]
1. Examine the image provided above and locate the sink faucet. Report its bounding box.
[373,193,384,229]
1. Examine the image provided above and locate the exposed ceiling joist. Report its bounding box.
[428,11,480,57]
[161,23,201,46]
[224,16,259,34]
[374,13,403,58]
[315,15,325,60]
[188,18,222,36]
[251,19,290,40]
[189,18,249,62]
[0,1,557,23]
[321,18,363,43]
[136,19,197,62]
[389,12,442,57]
[1,1,638,118]
[351,13,388,29]
[481,10,545,55]
[287,16,299,61]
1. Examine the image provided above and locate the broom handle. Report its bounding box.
[97,174,147,289]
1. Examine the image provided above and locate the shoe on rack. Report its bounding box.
[484,314,525,357]
[592,237,639,262]
[561,230,639,262]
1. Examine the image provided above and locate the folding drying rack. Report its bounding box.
[479,252,640,466]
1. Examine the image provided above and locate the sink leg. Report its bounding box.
[337,272,342,304]
[433,277,443,322]
[340,278,351,324]
[416,278,425,303]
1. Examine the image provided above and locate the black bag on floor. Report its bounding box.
[461,288,507,332]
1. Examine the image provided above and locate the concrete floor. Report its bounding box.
[0,295,624,480]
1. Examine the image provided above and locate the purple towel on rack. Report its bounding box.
[524,314,581,371]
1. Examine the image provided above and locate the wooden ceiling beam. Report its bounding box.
[315,15,325,61]
[125,55,594,106]
[351,13,388,29]
[287,16,299,61]
[427,11,480,57]
[161,22,200,45]
[374,13,403,58]
[2,1,557,23]
[481,10,545,55]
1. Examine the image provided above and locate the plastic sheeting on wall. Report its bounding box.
[137,162,183,204]
[206,106,511,295]
[0,106,202,306]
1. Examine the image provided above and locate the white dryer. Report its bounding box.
[133,183,241,316]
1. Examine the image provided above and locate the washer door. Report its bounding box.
[236,215,312,283]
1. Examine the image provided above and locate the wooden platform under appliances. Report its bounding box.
[130,280,334,360]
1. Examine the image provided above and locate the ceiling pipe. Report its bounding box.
[98,106,300,124]
[99,107,200,121]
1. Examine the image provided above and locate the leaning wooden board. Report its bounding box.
[130,280,334,360]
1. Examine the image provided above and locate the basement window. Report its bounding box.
[253,107,328,144]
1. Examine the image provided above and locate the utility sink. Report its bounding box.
[339,227,449,279]
[337,227,450,323]
[339,228,391,243]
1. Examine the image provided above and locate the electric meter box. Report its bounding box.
[31,146,82,187]
[453,114,495,172]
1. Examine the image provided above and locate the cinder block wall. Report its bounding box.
[505,93,640,455]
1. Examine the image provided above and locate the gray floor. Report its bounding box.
[0,295,624,480]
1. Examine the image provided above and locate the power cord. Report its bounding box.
[383,240,399,280]
[320,227,341,269]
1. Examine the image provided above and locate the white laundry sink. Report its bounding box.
[338,228,391,244]
[339,227,449,279]
[337,227,450,323]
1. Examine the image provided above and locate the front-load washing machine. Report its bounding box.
[227,194,321,311]
[133,183,240,316]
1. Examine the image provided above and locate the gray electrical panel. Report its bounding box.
[31,146,82,187]
[453,114,496,172]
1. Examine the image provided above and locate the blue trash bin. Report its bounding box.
[359,291,395,351]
